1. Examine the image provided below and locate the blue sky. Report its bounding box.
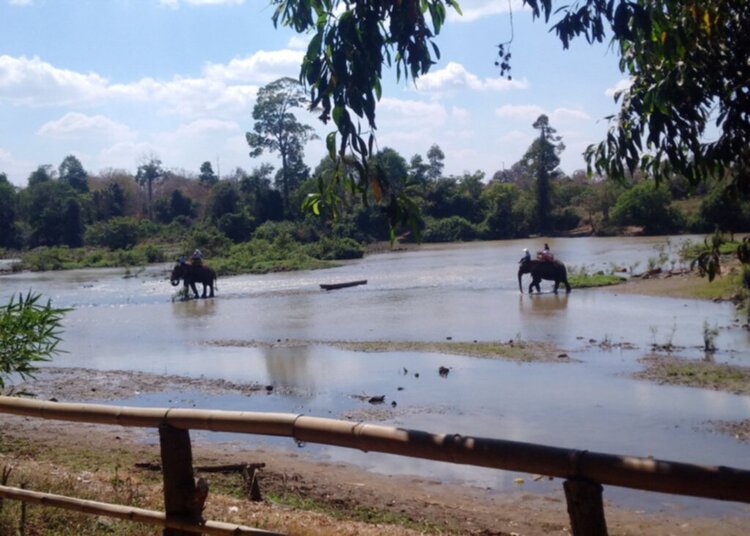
[0,0,628,187]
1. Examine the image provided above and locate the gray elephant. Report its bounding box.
[518,258,571,294]
[170,262,217,299]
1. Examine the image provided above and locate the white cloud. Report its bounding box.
[495,104,544,120]
[203,50,303,83]
[451,106,470,122]
[159,0,244,7]
[415,62,527,92]
[0,55,108,106]
[495,105,591,124]
[447,0,527,23]
[551,108,590,122]
[379,97,448,129]
[0,147,34,186]
[605,78,632,98]
[37,112,136,142]
[287,36,310,51]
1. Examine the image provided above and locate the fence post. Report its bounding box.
[159,424,205,536]
[563,478,608,536]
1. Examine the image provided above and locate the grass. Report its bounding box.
[569,273,626,289]
[637,355,750,396]
[323,339,566,363]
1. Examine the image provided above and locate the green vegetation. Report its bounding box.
[638,355,750,396]
[0,292,68,392]
[569,273,626,289]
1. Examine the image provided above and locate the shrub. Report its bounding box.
[422,216,478,242]
[84,217,140,250]
[303,237,364,260]
[0,292,68,392]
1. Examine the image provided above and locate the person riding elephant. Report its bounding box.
[170,258,217,299]
[518,257,571,294]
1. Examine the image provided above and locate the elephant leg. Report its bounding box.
[565,279,572,293]
[201,283,207,298]
[553,280,560,294]
[189,282,199,298]
[209,283,214,298]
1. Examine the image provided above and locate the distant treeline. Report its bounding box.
[1,128,749,266]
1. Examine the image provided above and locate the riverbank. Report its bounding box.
[2,241,749,535]
[2,368,749,535]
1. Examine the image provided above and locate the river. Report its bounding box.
[2,236,749,516]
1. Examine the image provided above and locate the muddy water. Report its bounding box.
[2,236,749,516]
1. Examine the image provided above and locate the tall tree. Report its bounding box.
[524,115,564,235]
[246,77,317,216]
[58,155,89,193]
[0,173,20,248]
[199,161,218,187]
[135,157,164,220]
[426,144,445,181]
[27,165,54,187]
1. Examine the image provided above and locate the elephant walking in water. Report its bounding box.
[170,262,217,299]
[518,258,571,294]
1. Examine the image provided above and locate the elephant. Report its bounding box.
[518,258,571,294]
[170,262,217,299]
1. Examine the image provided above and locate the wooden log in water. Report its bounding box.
[320,279,367,290]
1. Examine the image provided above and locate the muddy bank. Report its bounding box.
[205,338,572,363]
[634,354,750,396]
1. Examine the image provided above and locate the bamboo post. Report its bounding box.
[564,479,608,536]
[159,424,204,536]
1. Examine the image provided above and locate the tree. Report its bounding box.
[246,77,317,216]
[426,144,445,181]
[273,0,750,211]
[58,155,89,193]
[199,161,219,187]
[610,181,683,235]
[21,181,84,247]
[27,165,55,187]
[0,292,68,393]
[0,174,21,249]
[135,157,164,220]
[524,115,565,235]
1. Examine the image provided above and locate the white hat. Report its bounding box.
[523,248,528,252]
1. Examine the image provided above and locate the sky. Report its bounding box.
[0,0,628,187]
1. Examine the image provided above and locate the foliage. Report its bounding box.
[568,272,626,289]
[84,217,140,250]
[198,161,218,187]
[422,216,478,243]
[135,157,164,219]
[610,181,683,234]
[690,230,725,282]
[247,77,317,215]
[210,237,330,275]
[0,292,68,391]
[58,155,89,193]
[528,114,565,234]
[302,236,364,260]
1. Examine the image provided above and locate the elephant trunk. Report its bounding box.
[518,270,524,294]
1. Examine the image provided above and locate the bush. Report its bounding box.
[303,237,364,260]
[422,216,478,242]
[84,217,140,250]
[0,292,68,392]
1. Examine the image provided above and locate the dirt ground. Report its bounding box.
[2,267,749,534]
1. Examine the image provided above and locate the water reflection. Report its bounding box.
[518,293,569,314]
[172,298,218,318]
[261,345,315,394]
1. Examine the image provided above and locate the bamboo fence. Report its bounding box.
[1,396,749,504]
[0,485,281,535]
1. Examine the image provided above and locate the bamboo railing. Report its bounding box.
[1,396,749,535]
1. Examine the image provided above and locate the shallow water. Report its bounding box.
[2,236,749,516]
